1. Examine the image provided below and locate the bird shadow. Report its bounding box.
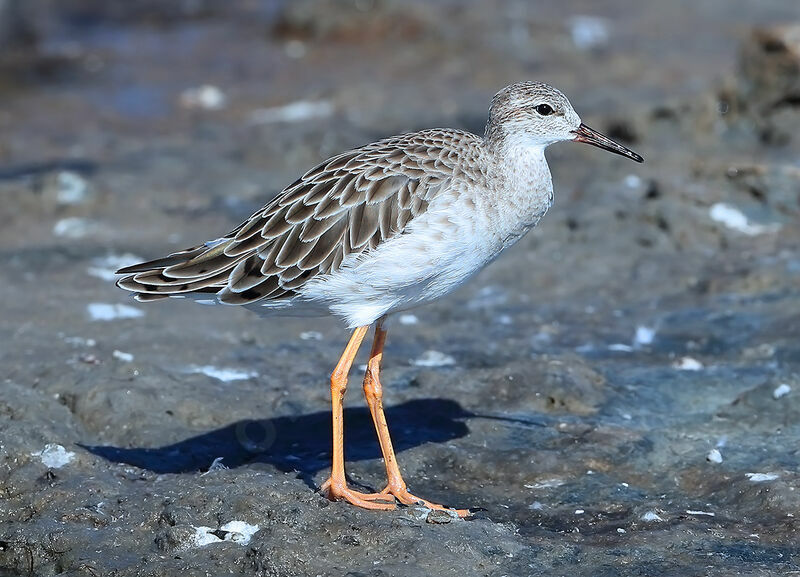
[81,399,486,488]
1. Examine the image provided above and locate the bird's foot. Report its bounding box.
[379,483,471,518]
[320,477,396,511]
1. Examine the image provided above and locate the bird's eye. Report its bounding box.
[534,103,554,116]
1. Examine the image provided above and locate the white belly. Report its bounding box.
[298,198,495,328]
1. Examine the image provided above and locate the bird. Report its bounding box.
[116,81,643,516]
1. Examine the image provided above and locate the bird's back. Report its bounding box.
[116,129,484,312]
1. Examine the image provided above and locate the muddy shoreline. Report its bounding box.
[1,2,799,576]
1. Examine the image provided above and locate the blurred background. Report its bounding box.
[1,1,799,576]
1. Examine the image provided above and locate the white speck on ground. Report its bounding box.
[187,521,259,547]
[617,528,626,533]
[686,510,715,517]
[528,501,544,510]
[63,335,96,347]
[746,472,779,482]
[624,174,642,189]
[425,508,462,524]
[55,171,90,205]
[87,253,143,282]
[525,478,565,489]
[189,521,259,548]
[201,457,229,476]
[568,16,610,50]
[32,444,75,468]
[191,526,222,548]
[187,365,258,382]
[709,203,781,236]
[398,314,419,325]
[773,384,791,399]
[249,100,334,124]
[219,521,260,544]
[707,449,723,463]
[300,331,323,340]
[87,303,144,321]
[284,39,306,59]
[112,350,134,362]
[641,511,663,522]
[609,343,633,352]
[574,509,585,515]
[180,85,226,110]
[673,356,703,371]
[53,217,98,239]
[411,350,456,367]
[634,325,656,346]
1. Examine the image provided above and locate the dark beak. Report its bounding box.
[572,123,644,163]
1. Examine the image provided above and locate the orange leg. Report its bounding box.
[362,322,470,517]
[320,325,395,510]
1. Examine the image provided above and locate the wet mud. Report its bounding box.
[1,2,799,576]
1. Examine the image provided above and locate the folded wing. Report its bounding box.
[116,130,474,305]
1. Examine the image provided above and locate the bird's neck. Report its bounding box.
[478,136,554,244]
[489,137,552,198]
[484,128,550,177]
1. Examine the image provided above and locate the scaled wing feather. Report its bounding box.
[116,130,479,306]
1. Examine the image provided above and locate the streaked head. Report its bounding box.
[486,81,643,163]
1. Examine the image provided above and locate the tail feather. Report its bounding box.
[161,241,238,279]
[115,240,242,298]
[115,245,206,275]
[134,293,170,303]
[115,235,298,309]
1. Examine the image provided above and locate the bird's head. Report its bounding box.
[486,81,643,163]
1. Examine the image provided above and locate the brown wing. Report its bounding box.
[116,130,477,305]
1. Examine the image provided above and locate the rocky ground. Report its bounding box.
[1,1,799,576]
